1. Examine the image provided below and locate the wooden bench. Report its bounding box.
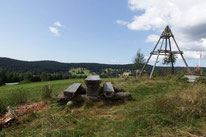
[64,83,82,99]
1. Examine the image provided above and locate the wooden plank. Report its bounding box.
[85,75,101,81]
[64,83,82,98]
[103,82,115,98]
[64,83,81,93]
[151,50,183,55]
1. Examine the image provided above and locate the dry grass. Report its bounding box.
[154,84,206,123]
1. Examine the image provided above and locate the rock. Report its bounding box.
[56,94,70,105]
[85,75,101,97]
[103,82,115,98]
[71,110,74,114]
[66,101,73,106]
[112,92,131,100]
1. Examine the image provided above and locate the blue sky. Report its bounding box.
[0,0,205,67]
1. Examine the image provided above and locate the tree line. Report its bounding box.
[0,68,132,86]
[0,69,81,86]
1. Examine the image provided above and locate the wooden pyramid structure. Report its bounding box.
[139,25,191,78]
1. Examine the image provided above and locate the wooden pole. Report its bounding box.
[172,36,191,73]
[139,37,161,77]
[165,38,167,55]
[150,39,165,78]
[168,38,174,74]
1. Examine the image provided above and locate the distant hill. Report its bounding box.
[0,57,193,74]
[0,57,138,74]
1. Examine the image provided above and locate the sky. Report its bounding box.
[0,0,206,67]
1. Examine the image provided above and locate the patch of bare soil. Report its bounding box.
[0,101,47,129]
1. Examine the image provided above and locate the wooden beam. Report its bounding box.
[64,83,82,99]
[139,37,161,77]
[168,38,174,74]
[150,38,165,78]
[151,50,183,55]
[172,36,191,73]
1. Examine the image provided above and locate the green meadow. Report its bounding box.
[1,76,206,136]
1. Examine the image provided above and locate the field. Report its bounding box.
[1,76,206,136]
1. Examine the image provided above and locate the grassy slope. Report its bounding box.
[0,79,83,101]
[0,77,206,136]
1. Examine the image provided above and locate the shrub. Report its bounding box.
[153,70,161,77]
[41,85,53,100]
[19,80,32,84]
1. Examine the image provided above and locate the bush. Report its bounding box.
[19,80,32,84]
[41,85,53,100]
[153,70,161,77]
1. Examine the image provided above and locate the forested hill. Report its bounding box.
[0,57,137,74]
[0,57,194,75]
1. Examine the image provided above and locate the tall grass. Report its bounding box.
[153,85,206,123]
[0,98,6,116]
[41,85,53,100]
[8,89,29,106]
[0,88,29,116]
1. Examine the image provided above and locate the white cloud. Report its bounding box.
[54,21,62,27]
[146,34,159,43]
[49,21,63,36]
[116,20,129,25]
[49,27,60,36]
[118,0,206,60]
